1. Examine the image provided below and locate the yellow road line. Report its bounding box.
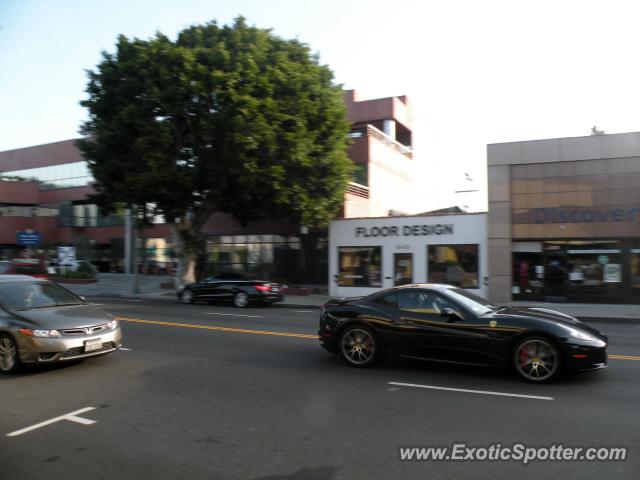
[116,317,640,360]
[609,354,640,361]
[117,316,318,340]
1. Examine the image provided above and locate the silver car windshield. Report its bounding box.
[0,282,83,311]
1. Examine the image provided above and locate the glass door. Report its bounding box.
[394,253,413,286]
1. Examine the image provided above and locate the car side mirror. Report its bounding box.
[440,307,462,322]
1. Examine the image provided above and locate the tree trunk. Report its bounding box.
[131,218,140,294]
[172,223,198,291]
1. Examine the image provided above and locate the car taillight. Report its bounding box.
[255,285,270,292]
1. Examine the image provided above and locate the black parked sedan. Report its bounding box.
[319,284,608,382]
[179,272,284,307]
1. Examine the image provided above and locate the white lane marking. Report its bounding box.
[294,310,315,313]
[90,303,105,306]
[6,407,97,437]
[388,382,554,401]
[120,347,132,351]
[206,312,262,318]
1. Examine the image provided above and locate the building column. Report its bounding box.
[383,119,396,141]
[487,165,512,303]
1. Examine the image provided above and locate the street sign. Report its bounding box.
[16,230,41,246]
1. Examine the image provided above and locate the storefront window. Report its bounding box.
[427,245,479,288]
[512,252,544,298]
[564,241,623,298]
[632,246,640,296]
[338,246,382,287]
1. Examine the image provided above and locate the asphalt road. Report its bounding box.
[1,298,639,480]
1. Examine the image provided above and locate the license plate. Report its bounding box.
[84,339,103,352]
[271,287,279,292]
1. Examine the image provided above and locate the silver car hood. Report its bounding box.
[10,304,113,329]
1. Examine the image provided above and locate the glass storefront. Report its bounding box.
[632,245,640,298]
[427,244,479,289]
[512,240,638,302]
[205,234,327,284]
[338,246,382,287]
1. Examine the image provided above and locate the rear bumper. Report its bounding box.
[256,293,284,304]
[16,327,123,364]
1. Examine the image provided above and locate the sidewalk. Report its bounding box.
[62,273,329,306]
[62,274,640,323]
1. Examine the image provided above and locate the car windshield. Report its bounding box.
[441,287,496,315]
[0,282,83,311]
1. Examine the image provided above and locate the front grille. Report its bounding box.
[61,324,108,336]
[62,342,116,358]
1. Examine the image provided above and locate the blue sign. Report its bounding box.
[17,231,41,246]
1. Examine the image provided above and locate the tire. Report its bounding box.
[233,292,249,308]
[339,325,378,368]
[0,334,20,374]
[180,289,195,304]
[513,335,561,383]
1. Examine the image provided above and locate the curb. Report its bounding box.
[80,294,640,323]
[275,303,323,310]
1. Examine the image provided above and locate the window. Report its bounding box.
[428,244,479,288]
[374,293,397,308]
[5,161,93,190]
[397,291,432,312]
[396,291,458,315]
[0,282,82,310]
[632,245,640,296]
[338,246,382,287]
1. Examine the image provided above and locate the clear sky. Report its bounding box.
[2,0,640,211]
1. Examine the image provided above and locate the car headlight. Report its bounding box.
[565,327,601,343]
[19,328,61,338]
[107,319,119,330]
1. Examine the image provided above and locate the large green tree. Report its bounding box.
[78,17,352,287]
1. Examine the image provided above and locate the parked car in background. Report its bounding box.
[0,260,48,279]
[179,272,284,307]
[0,275,122,373]
[56,260,98,275]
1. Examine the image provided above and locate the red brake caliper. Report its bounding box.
[519,347,529,367]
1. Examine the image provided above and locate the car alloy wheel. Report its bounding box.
[181,289,194,304]
[514,336,560,383]
[340,326,377,367]
[233,292,249,308]
[0,334,19,374]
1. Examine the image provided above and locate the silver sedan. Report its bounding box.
[0,276,122,373]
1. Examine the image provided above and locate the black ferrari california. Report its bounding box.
[319,284,608,382]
